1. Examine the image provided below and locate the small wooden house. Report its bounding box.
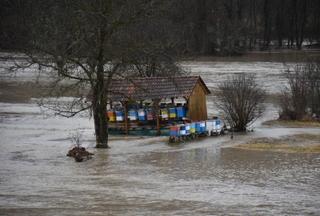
[107,76,211,134]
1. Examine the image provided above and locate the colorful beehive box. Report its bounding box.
[169,125,180,137]
[138,109,146,121]
[185,123,191,135]
[190,123,196,134]
[176,107,186,118]
[199,121,206,133]
[179,124,186,136]
[115,111,124,121]
[128,109,138,121]
[195,122,201,133]
[169,107,177,119]
[161,108,168,120]
[146,109,154,120]
[107,111,116,122]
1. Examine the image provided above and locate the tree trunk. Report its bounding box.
[249,0,255,50]
[196,0,208,54]
[276,0,284,48]
[252,0,257,49]
[153,99,161,136]
[262,0,270,49]
[296,0,307,49]
[92,69,109,148]
[93,101,109,148]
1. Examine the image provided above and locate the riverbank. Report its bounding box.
[230,134,320,154]
[182,49,320,62]
[263,120,320,128]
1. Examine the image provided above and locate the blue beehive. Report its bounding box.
[200,121,206,133]
[138,109,146,121]
[185,123,191,135]
[176,107,186,118]
[115,111,124,121]
[128,109,138,121]
[216,119,221,127]
[195,122,201,133]
[180,124,186,136]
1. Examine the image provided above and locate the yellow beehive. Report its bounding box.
[107,111,116,122]
[161,109,168,120]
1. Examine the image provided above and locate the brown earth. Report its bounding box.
[263,120,320,128]
[231,134,320,153]
[67,146,94,162]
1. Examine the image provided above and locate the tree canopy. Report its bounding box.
[1,0,320,55]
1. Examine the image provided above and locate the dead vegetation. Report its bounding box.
[263,120,320,128]
[279,60,320,120]
[215,73,266,131]
[67,131,93,162]
[232,134,320,153]
[67,146,94,162]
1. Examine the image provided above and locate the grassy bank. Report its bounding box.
[232,134,320,153]
[263,120,320,128]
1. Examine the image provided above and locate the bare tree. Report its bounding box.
[280,60,320,120]
[306,61,320,115]
[280,65,308,120]
[4,0,182,148]
[215,73,266,131]
[121,3,186,78]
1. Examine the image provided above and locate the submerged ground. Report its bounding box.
[0,52,320,215]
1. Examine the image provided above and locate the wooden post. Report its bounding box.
[153,99,161,136]
[171,97,175,104]
[156,111,160,135]
[185,97,190,119]
[110,100,113,109]
[123,101,129,135]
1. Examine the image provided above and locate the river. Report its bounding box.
[0,58,320,215]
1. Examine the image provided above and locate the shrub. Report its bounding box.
[216,73,266,131]
[280,60,320,120]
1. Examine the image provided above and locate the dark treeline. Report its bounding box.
[170,0,320,55]
[1,0,320,56]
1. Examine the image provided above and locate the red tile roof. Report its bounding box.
[108,76,210,101]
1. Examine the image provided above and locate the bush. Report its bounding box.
[280,60,320,120]
[215,73,266,131]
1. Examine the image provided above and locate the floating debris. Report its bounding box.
[67,147,94,162]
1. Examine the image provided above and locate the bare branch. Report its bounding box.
[215,73,266,131]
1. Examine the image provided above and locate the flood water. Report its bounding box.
[1,58,320,215]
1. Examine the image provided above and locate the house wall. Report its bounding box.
[187,82,208,121]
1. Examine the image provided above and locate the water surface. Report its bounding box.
[1,60,320,215]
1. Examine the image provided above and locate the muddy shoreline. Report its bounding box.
[229,134,320,153]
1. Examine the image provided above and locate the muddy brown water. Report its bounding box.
[1,56,320,215]
[1,124,320,215]
[1,104,319,216]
